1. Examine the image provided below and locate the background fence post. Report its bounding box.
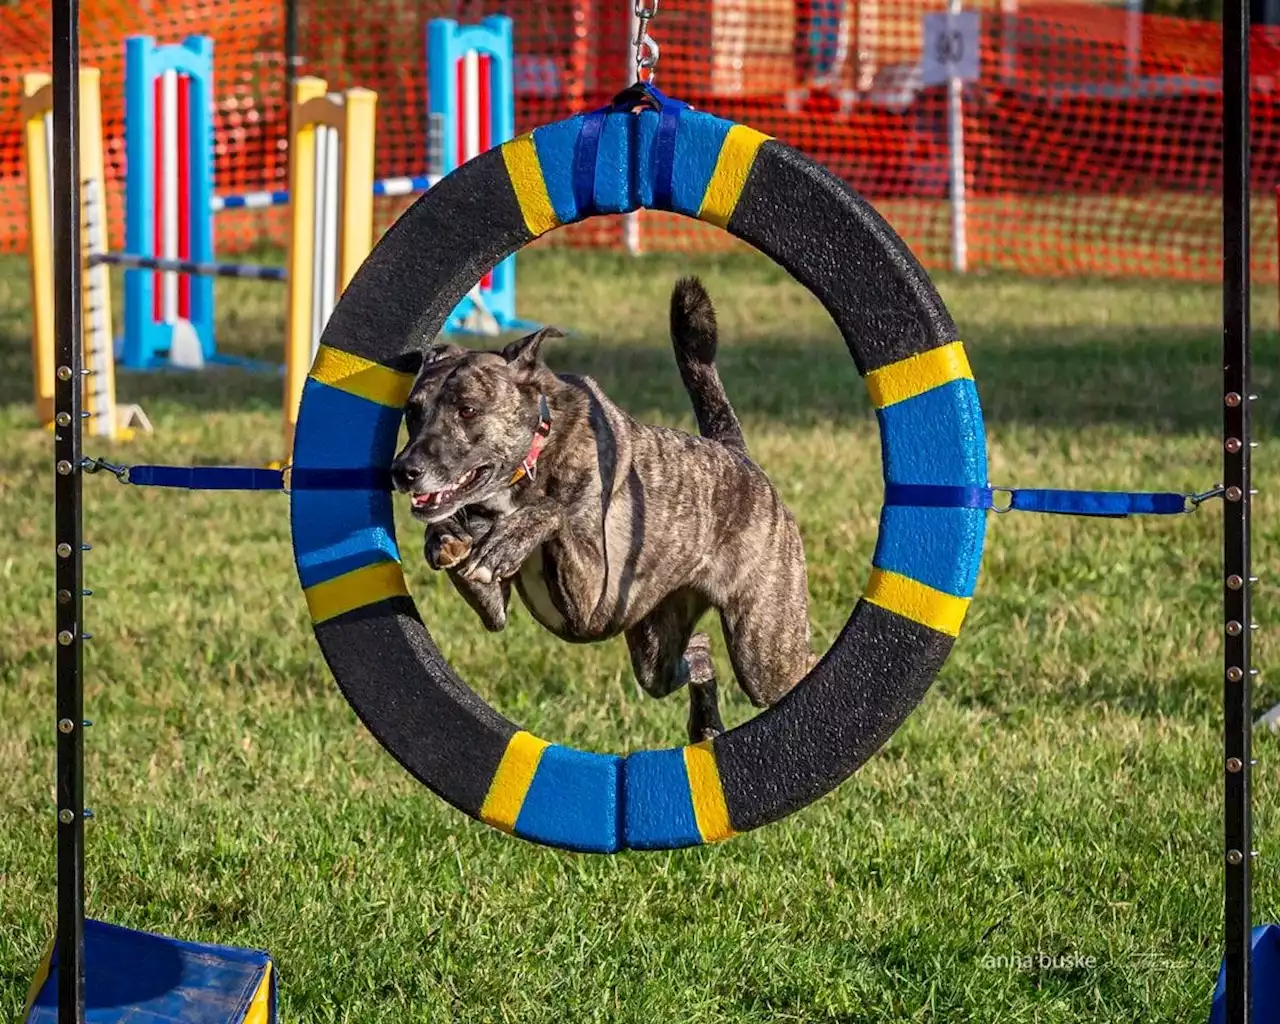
[285,0,301,97]
[946,0,968,274]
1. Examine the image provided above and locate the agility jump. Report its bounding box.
[290,99,991,852]
[282,77,377,453]
[120,35,217,369]
[22,67,377,456]
[50,90,1223,854]
[118,17,521,371]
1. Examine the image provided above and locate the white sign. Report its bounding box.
[922,12,980,86]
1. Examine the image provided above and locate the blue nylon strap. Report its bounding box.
[1008,489,1189,516]
[125,466,391,491]
[571,82,687,218]
[571,109,608,216]
[127,466,285,490]
[646,83,685,211]
[884,483,1192,517]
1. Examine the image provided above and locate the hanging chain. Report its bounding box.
[633,0,660,82]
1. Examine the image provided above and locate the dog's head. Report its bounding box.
[391,327,561,523]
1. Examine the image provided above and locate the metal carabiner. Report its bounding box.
[80,456,129,484]
[637,36,660,72]
[1185,484,1226,512]
[632,0,660,81]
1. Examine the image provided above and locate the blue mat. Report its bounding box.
[1208,923,1280,1023]
[25,918,275,1023]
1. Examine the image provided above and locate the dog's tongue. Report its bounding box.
[412,492,435,508]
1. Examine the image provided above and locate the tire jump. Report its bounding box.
[289,90,987,854]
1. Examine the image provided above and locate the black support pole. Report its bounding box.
[284,0,301,97]
[1222,0,1253,1014]
[51,0,87,1021]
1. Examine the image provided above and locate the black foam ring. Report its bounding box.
[727,141,958,374]
[302,131,965,844]
[712,601,953,832]
[316,598,518,817]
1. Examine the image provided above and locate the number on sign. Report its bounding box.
[921,11,980,85]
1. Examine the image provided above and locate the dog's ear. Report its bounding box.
[422,342,465,367]
[502,326,563,371]
[411,342,465,387]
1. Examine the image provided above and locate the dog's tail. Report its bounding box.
[670,276,747,454]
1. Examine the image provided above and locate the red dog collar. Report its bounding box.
[509,395,552,486]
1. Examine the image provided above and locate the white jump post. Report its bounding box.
[21,68,149,439]
[284,77,377,456]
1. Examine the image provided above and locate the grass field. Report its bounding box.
[2,246,1278,1022]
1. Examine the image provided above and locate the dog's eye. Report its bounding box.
[458,405,478,421]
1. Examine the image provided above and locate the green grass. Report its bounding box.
[1,247,1278,1022]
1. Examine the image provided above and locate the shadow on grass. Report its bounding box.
[2,321,1272,435]
[1,239,1272,436]
[563,325,1280,437]
[112,364,285,415]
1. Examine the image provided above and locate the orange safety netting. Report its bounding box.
[1,0,1277,281]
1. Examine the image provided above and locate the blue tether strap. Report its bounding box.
[84,459,390,492]
[91,462,1224,515]
[126,465,286,490]
[572,81,688,217]
[884,483,1224,517]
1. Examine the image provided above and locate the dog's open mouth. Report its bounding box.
[411,465,492,514]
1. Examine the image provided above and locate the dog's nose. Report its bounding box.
[390,454,423,493]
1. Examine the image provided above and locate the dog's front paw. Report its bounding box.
[425,529,472,570]
[459,532,527,585]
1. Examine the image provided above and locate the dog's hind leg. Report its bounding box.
[683,633,725,742]
[624,593,724,742]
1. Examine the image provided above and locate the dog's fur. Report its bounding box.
[390,277,812,741]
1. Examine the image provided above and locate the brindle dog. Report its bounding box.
[390,277,812,741]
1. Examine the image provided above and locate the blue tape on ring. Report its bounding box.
[571,109,608,216]
[647,84,685,210]
[571,83,687,218]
